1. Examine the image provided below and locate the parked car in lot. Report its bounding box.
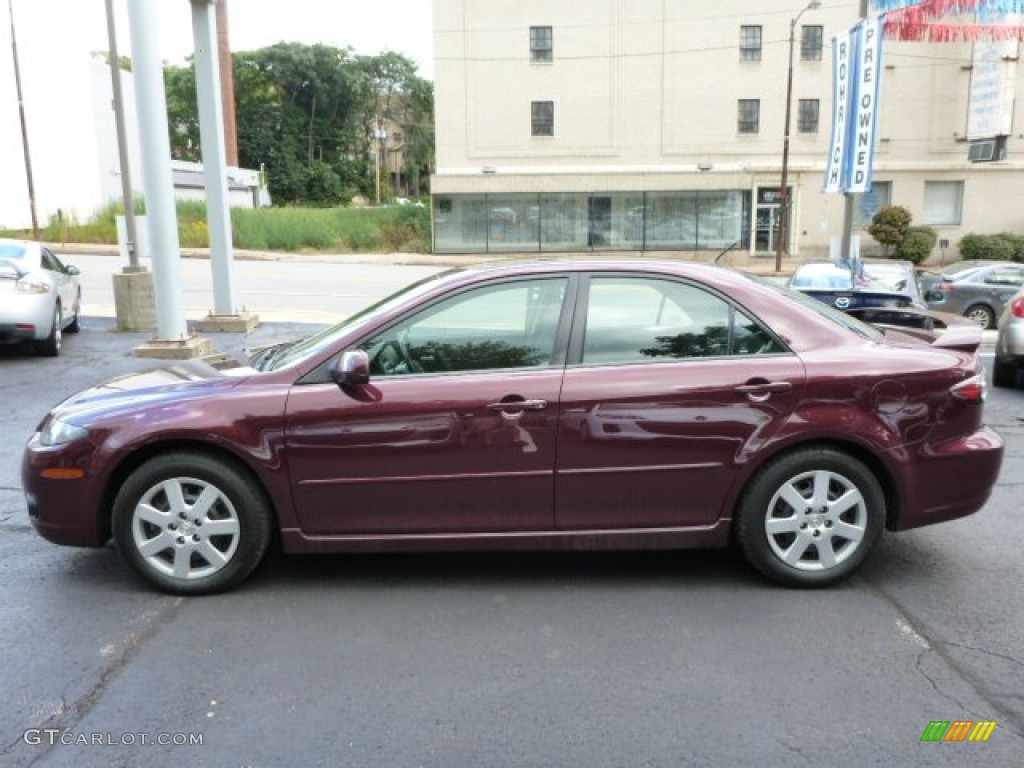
[23,260,1003,594]
[920,260,1024,329]
[788,259,934,328]
[993,286,1024,387]
[0,238,81,356]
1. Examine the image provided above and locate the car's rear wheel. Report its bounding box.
[34,303,61,357]
[112,452,273,595]
[736,448,884,587]
[965,303,995,330]
[993,357,1017,388]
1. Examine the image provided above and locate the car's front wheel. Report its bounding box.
[112,452,273,595]
[65,290,81,333]
[736,448,884,587]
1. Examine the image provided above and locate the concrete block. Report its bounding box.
[192,311,260,333]
[112,269,157,332]
[131,335,213,360]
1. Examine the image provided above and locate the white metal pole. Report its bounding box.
[191,0,237,316]
[127,0,187,339]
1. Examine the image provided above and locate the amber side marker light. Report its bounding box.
[40,468,85,480]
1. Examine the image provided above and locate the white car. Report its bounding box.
[0,239,81,356]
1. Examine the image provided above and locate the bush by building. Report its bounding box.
[958,233,1016,262]
[895,226,937,265]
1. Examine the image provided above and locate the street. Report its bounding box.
[0,254,1022,767]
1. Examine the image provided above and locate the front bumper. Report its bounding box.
[22,434,107,547]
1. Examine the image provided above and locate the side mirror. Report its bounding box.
[924,290,943,302]
[331,349,370,386]
[66,265,80,276]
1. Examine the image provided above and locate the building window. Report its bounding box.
[740,26,762,61]
[853,181,892,227]
[924,181,964,225]
[797,99,820,133]
[801,25,824,61]
[532,101,554,136]
[738,99,760,134]
[530,26,553,62]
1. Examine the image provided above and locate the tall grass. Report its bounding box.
[1,200,432,254]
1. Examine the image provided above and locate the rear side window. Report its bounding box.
[581,276,784,364]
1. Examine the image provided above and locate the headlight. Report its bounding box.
[38,418,89,446]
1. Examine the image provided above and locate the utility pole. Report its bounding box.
[841,0,871,262]
[216,0,239,166]
[8,0,39,241]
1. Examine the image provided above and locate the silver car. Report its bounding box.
[0,239,81,356]
[993,286,1024,387]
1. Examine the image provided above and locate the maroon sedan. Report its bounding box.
[23,261,1003,594]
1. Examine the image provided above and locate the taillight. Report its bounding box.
[951,374,986,404]
[1011,297,1024,319]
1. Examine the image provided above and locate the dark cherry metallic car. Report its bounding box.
[23,261,1004,594]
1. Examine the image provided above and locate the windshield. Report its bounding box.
[262,269,458,371]
[745,273,885,342]
[791,262,914,296]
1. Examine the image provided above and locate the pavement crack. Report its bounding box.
[942,641,1024,669]
[0,596,187,767]
[913,647,973,713]
[865,577,1024,740]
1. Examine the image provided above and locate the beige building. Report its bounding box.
[430,0,1024,258]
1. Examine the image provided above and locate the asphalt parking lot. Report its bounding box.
[1,313,1022,767]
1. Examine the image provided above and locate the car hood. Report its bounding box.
[49,356,256,425]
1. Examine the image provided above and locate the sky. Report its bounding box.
[5,0,435,78]
[0,0,434,228]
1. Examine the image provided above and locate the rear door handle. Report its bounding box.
[735,381,792,402]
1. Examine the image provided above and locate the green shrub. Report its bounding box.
[959,233,1014,261]
[895,226,937,265]
[996,232,1024,261]
[868,205,912,255]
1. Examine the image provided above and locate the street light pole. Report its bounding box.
[775,0,821,272]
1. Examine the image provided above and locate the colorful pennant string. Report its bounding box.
[872,1,1024,14]
[871,0,1024,41]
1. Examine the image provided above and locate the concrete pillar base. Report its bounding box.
[112,269,157,332]
[192,311,260,333]
[131,335,213,360]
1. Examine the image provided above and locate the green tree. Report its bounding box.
[868,205,912,256]
[163,43,432,205]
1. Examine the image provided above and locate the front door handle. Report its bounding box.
[487,398,548,412]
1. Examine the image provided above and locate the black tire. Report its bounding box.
[993,357,1017,388]
[34,303,61,357]
[736,448,885,588]
[112,451,273,595]
[65,290,81,333]
[964,304,995,330]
